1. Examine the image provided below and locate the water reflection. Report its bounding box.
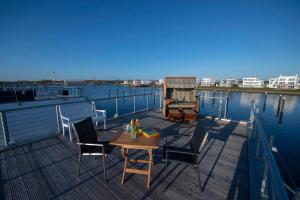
[261,92,267,112]
[240,92,262,107]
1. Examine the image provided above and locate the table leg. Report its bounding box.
[147,149,153,188]
[121,148,128,185]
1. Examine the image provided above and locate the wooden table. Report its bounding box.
[110,132,160,188]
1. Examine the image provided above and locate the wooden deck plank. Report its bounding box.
[0,110,249,200]
[44,137,120,200]
[38,139,103,200]
[23,143,62,199]
[60,138,138,200]
[0,151,12,200]
[13,147,47,200]
[29,139,74,200]
[3,150,30,200]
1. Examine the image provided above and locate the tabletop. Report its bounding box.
[110,132,160,150]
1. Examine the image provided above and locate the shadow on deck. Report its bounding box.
[0,110,248,200]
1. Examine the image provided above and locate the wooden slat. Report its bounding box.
[125,168,148,175]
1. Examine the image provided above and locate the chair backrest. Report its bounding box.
[73,117,97,143]
[190,128,209,153]
[59,102,94,120]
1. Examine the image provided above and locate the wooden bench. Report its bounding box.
[182,109,197,122]
[168,108,182,121]
[58,101,106,141]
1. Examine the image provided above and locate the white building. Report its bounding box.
[140,80,151,85]
[132,80,141,86]
[269,74,299,89]
[201,78,216,86]
[268,77,278,88]
[242,77,264,88]
[219,79,238,87]
[155,79,164,85]
[123,80,129,85]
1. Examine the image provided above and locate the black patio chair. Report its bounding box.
[162,128,209,192]
[72,117,115,182]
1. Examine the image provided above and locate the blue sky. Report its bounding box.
[0,0,300,81]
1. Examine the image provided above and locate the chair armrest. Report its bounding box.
[96,109,106,113]
[77,143,107,154]
[77,143,104,147]
[95,109,106,117]
[60,115,70,123]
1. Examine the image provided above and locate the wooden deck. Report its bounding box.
[0,110,249,200]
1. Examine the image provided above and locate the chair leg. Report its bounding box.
[62,126,65,136]
[102,155,107,183]
[196,165,202,193]
[103,120,107,129]
[164,157,168,192]
[77,154,81,176]
[68,125,73,142]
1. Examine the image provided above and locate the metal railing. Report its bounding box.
[0,85,82,104]
[248,100,290,200]
[0,92,162,149]
[197,93,229,119]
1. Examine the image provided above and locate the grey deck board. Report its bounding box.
[13,147,46,200]
[4,150,30,200]
[0,110,248,200]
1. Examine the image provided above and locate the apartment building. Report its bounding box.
[242,77,264,88]
[219,79,238,87]
[268,74,299,89]
[201,78,216,86]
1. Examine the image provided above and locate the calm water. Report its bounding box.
[85,85,300,186]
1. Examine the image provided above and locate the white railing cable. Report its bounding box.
[249,101,290,200]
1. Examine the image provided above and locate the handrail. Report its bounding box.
[0,92,161,148]
[248,100,290,200]
[0,92,158,113]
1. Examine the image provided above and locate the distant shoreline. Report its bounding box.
[197,86,300,95]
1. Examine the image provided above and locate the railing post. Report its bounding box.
[269,136,274,148]
[55,105,61,134]
[261,155,269,197]
[15,90,18,102]
[159,92,162,109]
[255,132,261,158]
[218,97,222,119]
[114,98,119,118]
[224,97,229,119]
[249,99,255,128]
[146,95,149,110]
[255,108,261,158]
[133,95,136,113]
[0,112,10,147]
